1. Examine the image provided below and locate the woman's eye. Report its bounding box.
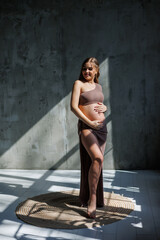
[82,67,93,71]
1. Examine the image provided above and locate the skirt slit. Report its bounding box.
[78,119,107,207]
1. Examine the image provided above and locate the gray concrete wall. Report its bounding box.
[0,0,160,169]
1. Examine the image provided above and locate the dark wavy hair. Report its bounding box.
[79,57,100,83]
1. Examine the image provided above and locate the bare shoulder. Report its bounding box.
[73,80,83,89]
[74,79,83,86]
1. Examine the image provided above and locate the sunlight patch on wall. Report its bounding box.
[0,92,79,169]
[100,58,114,169]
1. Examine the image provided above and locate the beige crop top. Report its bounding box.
[79,83,104,106]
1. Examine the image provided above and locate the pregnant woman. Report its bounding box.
[70,57,107,218]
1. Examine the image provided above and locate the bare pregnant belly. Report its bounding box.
[79,103,105,121]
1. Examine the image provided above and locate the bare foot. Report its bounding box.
[87,201,96,219]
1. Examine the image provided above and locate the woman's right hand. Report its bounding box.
[89,120,104,130]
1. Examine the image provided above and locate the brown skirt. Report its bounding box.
[78,119,107,207]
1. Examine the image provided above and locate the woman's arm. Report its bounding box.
[94,102,108,113]
[70,80,93,126]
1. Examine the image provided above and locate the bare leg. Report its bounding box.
[81,129,104,218]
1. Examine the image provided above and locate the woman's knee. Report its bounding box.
[92,154,104,166]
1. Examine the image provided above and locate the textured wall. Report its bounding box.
[0,0,160,169]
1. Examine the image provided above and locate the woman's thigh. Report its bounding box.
[80,129,103,162]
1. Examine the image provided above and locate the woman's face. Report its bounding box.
[82,62,97,82]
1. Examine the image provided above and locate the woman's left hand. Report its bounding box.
[94,102,107,113]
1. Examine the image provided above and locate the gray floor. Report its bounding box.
[0,170,159,240]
